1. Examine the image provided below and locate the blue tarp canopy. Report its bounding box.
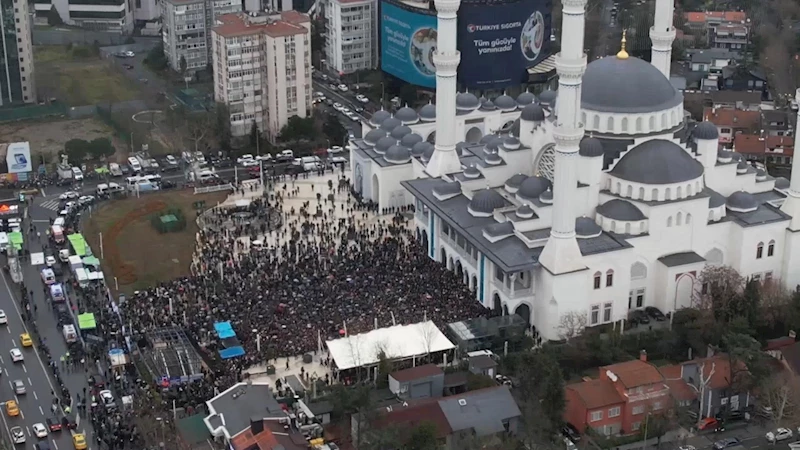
[219,347,246,359]
[213,321,236,339]
[213,321,244,359]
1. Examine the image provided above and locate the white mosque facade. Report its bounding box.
[348,0,800,341]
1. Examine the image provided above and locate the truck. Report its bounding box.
[108,163,123,177]
[135,154,152,172]
[56,165,73,184]
[50,225,64,244]
[62,324,77,343]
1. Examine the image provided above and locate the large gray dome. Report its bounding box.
[516,91,536,106]
[364,128,388,146]
[456,92,480,111]
[520,103,545,122]
[374,136,397,154]
[390,125,412,140]
[418,103,436,121]
[395,106,419,124]
[493,94,517,111]
[597,199,646,221]
[776,177,790,190]
[539,89,556,106]
[385,145,411,164]
[582,56,682,113]
[370,110,391,127]
[400,133,423,148]
[694,121,719,140]
[517,176,551,201]
[576,217,602,238]
[610,140,703,185]
[380,117,402,131]
[579,137,604,157]
[726,191,758,212]
[469,189,505,214]
[411,141,432,157]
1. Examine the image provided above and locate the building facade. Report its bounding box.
[33,0,134,33]
[162,0,242,73]
[1,0,36,105]
[212,11,313,141]
[323,0,376,74]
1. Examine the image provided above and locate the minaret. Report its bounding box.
[425,0,462,177]
[780,88,800,230]
[537,0,588,274]
[650,0,676,79]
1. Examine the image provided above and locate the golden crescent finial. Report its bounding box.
[617,29,629,59]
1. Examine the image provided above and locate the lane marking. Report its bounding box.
[22,364,26,373]
[38,405,43,415]
[33,391,37,400]
[52,438,59,449]
[27,377,32,386]
[10,339,15,346]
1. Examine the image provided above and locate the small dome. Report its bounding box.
[517,176,552,201]
[385,145,411,164]
[597,199,646,221]
[776,177,790,190]
[736,160,748,174]
[469,189,506,215]
[422,144,435,162]
[390,125,412,139]
[395,106,419,124]
[374,136,397,154]
[418,103,436,121]
[756,169,767,181]
[493,94,517,111]
[380,117,402,131]
[484,151,503,166]
[717,149,733,162]
[480,97,496,111]
[579,137,604,157]
[576,217,602,239]
[694,122,719,140]
[463,165,481,179]
[364,128,388,146]
[539,89,557,106]
[520,103,545,122]
[731,152,743,161]
[412,141,431,157]
[516,91,537,107]
[539,187,553,204]
[369,110,391,127]
[400,133,423,148]
[484,140,500,154]
[504,173,528,192]
[456,92,480,111]
[726,191,758,213]
[479,134,497,145]
[504,136,520,150]
[516,204,534,219]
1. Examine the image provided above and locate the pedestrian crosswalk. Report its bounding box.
[39,199,61,211]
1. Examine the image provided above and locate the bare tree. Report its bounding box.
[697,265,745,314]
[557,311,587,342]
[760,372,800,425]
[693,361,715,423]
[759,282,792,327]
[185,114,211,153]
[419,321,439,357]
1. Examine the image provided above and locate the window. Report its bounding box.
[768,240,775,257]
[632,405,645,415]
[653,401,663,410]
[766,271,774,282]
[608,406,621,418]
[603,302,612,322]
[752,273,762,282]
[594,272,601,289]
[591,305,600,325]
[632,421,642,431]
[606,270,614,287]
[590,410,603,422]
[667,216,673,227]
[635,289,645,308]
[756,242,764,259]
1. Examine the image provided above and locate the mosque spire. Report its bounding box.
[616,30,629,59]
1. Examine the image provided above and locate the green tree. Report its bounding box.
[63,139,90,165]
[144,44,168,71]
[722,332,771,391]
[179,55,188,75]
[506,349,565,447]
[376,350,391,389]
[87,137,115,160]
[279,116,316,141]
[322,113,347,146]
[47,6,63,26]
[405,422,439,450]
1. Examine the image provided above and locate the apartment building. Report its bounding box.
[162,0,242,73]
[33,0,133,33]
[324,0,377,74]
[212,11,313,141]
[1,0,36,105]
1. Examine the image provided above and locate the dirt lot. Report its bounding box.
[0,118,117,161]
[84,190,228,295]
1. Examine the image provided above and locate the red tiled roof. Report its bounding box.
[733,134,764,154]
[214,12,309,38]
[371,401,452,438]
[231,426,279,450]
[601,360,664,389]
[685,11,747,24]
[703,107,760,129]
[391,364,443,382]
[566,379,625,410]
[685,12,706,23]
[766,136,795,156]
[658,365,697,402]
[766,336,796,351]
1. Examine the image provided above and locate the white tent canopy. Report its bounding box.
[326,321,455,370]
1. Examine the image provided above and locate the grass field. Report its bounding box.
[34,46,139,106]
[84,190,228,295]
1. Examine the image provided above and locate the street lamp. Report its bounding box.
[640,412,651,450]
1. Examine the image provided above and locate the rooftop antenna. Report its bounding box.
[617,30,629,60]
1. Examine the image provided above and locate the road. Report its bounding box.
[312,80,367,139]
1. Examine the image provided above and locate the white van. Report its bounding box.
[197,171,218,183]
[71,166,84,181]
[109,163,123,177]
[296,156,322,172]
[53,217,65,228]
[128,157,141,173]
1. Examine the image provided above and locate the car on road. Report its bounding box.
[678,446,696,450]
[347,112,360,122]
[20,333,32,347]
[561,423,581,442]
[766,428,793,442]
[73,433,88,450]
[697,417,719,430]
[328,83,338,91]
[333,103,344,112]
[325,99,334,106]
[237,154,255,164]
[46,417,62,432]
[59,191,79,200]
[10,348,23,362]
[337,84,348,92]
[35,443,52,450]
[329,156,347,166]
[0,309,6,324]
[355,94,369,104]
[32,423,47,438]
[240,159,259,167]
[79,195,95,206]
[100,389,116,409]
[715,410,747,423]
[713,437,740,450]
[328,146,344,154]
[11,426,25,444]
[6,399,19,416]
[354,106,364,113]
[628,309,650,325]
[166,154,178,166]
[645,306,666,321]
[13,379,26,395]
[341,107,351,114]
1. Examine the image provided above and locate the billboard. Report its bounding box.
[380,0,437,88]
[458,0,552,88]
[6,142,31,174]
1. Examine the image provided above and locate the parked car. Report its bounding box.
[766,428,793,443]
[697,417,719,431]
[355,94,369,104]
[561,423,581,442]
[713,437,740,450]
[645,306,666,321]
[337,84,348,92]
[628,309,650,325]
[715,410,747,423]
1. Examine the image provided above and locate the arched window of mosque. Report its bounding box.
[756,242,764,259]
[636,117,643,132]
[661,113,667,128]
[708,210,714,221]
[615,182,621,194]
[667,216,673,227]
[626,185,633,198]
[621,117,629,132]
[696,181,702,192]
[677,185,683,198]
[625,223,631,234]
[676,211,683,226]
[593,115,600,129]
[582,112,587,125]
[768,240,775,257]
[610,220,617,231]
[639,222,646,232]
[631,262,647,279]
[671,110,678,124]
[665,187,672,200]
[638,187,645,199]
[651,188,658,200]
[687,184,694,196]
[593,271,602,289]
[649,116,656,130]
[606,269,614,287]
[607,116,614,132]
[686,213,692,224]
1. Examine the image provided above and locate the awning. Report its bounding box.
[82,256,101,267]
[78,313,96,330]
[527,54,557,75]
[67,234,89,257]
[235,199,251,208]
[8,231,22,250]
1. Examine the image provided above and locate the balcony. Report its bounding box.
[440,233,477,267]
[496,276,533,299]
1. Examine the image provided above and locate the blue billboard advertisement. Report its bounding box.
[457,0,552,88]
[380,0,437,88]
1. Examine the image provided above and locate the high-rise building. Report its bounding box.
[212,11,313,142]
[162,0,242,73]
[1,0,36,105]
[32,0,134,33]
[324,0,377,74]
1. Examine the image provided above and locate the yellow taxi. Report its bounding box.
[19,333,32,347]
[5,400,19,417]
[72,433,87,450]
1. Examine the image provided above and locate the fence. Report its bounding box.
[0,102,68,122]
[32,29,133,46]
[194,184,233,194]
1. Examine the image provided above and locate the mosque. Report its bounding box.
[348,0,800,341]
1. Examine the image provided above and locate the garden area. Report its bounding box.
[83,190,227,295]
